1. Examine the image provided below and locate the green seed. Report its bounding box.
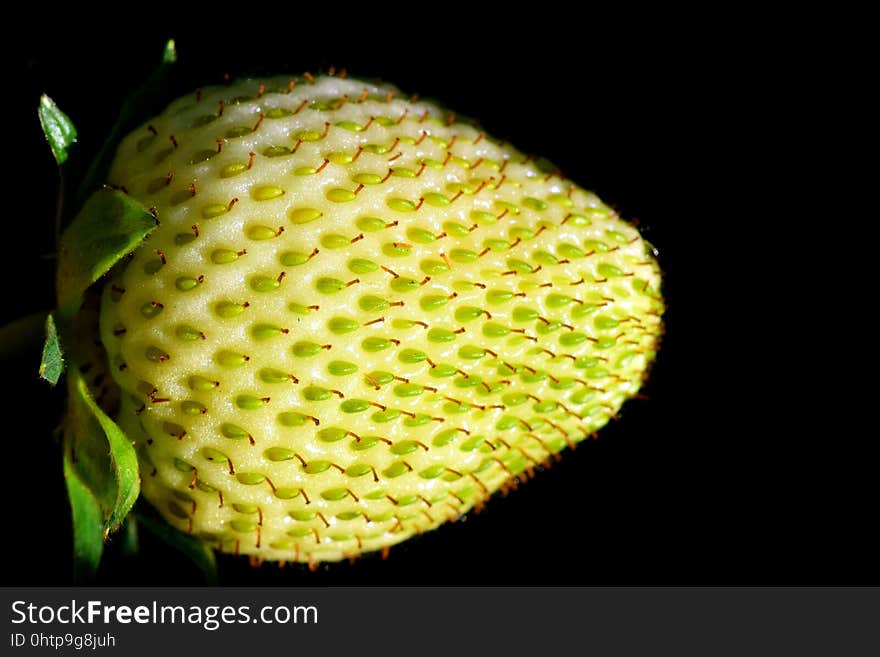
[513,306,538,322]
[419,465,446,479]
[181,400,206,416]
[594,315,620,330]
[383,462,410,478]
[427,328,457,343]
[265,447,296,462]
[216,350,248,367]
[251,324,287,340]
[328,361,358,376]
[259,368,291,384]
[321,488,350,501]
[321,234,351,249]
[211,249,240,264]
[362,336,391,352]
[353,173,383,185]
[360,295,389,311]
[221,423,250,440]
[326,188,356,203]
[487,290,514,304]
[371,409,400,423]
[394,383,424,397]
[407,227,435,243]
[398,349,427,363]
[559,332,588,347]
[221,163,248,178]
[188,375,217,392]
[390,277,419,292]
[546,293,573,308]
[429,363,458,378]
[443,221,471,237]
[424,192,450,207]
[356,216,386,231]
[420,259,449,275]
[263,145,291,158]
[387,198,416,212]
[421,295,448,311]
[230,520,258,533]
[523,197,547,211]
[471,210,497,225]
[236,472,265,485]
[383,242,412,257]
[316,277,346,294]
[458,345,486,360]
[328,317,359,334]
[140,302,163,318]
[201,204,228,219]
[450,248,477,263]
[303,386,331,401]
[250,275,280,292]
[277,412,309,427]
[246,225,280,240]
[349,258,378,274]
[432,429,458,447]
[346,464,373,478]
[215,301,247,318]
[202,447,229,463]
[277,252,308,267]
[252,185,284,201]
[340,399,370,413]
[317,427,348,443]
[558,243,585,259]
[304,461,331,475]
[290,208,322,224]
[598,263,624,278]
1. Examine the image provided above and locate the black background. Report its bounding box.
[1,23,870,586]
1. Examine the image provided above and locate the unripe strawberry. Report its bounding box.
[97,74,663,563]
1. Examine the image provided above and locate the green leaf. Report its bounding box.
[76,39,178,209]
[63,441,104,581]
[69,367,140,535]
[137,512,218,584]
[0,311,48,361]
[56,188,156,319]
[39,94,77,165]
[39,313,64,384]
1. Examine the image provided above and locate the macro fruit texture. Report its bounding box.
[97,74,663,563]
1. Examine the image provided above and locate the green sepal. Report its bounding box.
[38,94,77,166]
[69,366,140,535]
[119,514,140,559]
[56,188,157,320]
[137,511,218,585]
[162,39,177,64]
[39,313,64,385]
[75,39,177,209]
[0,311,47,362]
[63,438,104,582]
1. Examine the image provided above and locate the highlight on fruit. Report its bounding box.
[15,41,664,580]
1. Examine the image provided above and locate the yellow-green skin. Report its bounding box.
[99,75,663,563]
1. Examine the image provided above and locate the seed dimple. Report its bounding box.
[145,346,170,362]
[140,301,164,318]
